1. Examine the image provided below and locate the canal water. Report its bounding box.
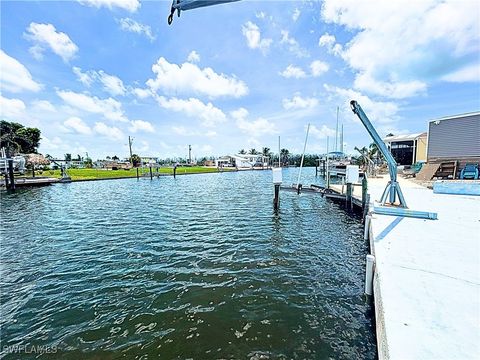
[0,168,376,359]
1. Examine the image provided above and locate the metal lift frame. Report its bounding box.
[350,100,437,220]
[350,100,407,207]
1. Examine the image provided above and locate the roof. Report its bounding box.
[383,132,427,142]
[429,111,480,123]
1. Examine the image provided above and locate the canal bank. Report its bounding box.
[336,176,480,359]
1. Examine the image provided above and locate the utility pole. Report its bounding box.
[128,136,134,161]
[188,145,192,165]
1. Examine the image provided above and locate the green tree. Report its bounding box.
[280,148,290,166]
[239,149,246,154]
[64,153,72,162]
[112,155,119,161]
[130,154,141,167]
[248,148,258,155]
[261,147,270,156]
[84,157,93,168]
[0,120,41,156]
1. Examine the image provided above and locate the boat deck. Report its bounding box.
[334,176,480,359]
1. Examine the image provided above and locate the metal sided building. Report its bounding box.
[427,111,480,164]
[383,133,428,165]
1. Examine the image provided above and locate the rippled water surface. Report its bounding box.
[1,168,376,359]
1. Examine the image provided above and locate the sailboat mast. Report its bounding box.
[335,106,339,152]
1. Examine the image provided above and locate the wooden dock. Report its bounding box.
[1,177,59,188]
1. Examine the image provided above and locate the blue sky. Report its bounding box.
[1,0,479,160]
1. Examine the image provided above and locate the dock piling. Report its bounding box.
[365,254,375,295]
[272,168,282,211]
[7,159,15,191]
[149,166,153,180]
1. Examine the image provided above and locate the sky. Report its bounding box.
[1,0,479,160]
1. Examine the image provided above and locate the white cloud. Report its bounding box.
[441,63,480,83]
[97,70,126,96]
[64,117,92,135]
[280,30,309,57]
[310,124,336,139]
[0,95,26,119]
[255,11,266,19]
[231,107,276,136]
[242,21,272,54]
[282,94,318,110]
[72,67,126,96]
[187,51,200,63]
[129,120,155,133]
[354,73,427,99]
[93,122,124,140]
[78,0,140,12]
[156,96,226,128]
[57,90,127,122]
[279,65,306,79]
[318,33,343,56]
[310,60,329,77]
[324,84,399,125]
[318,33,336,48]
[146,57,247,99]
[31,100,56,112]
[118,18,155,41]
[24,23,78,62]
[171,126,217,137]
[292,8,301,22]
[72,66,95,86]
[321,0,480,98]
[0,50,42,93]
[132,88,152,99]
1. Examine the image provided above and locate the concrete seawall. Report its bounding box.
[361,177,480,359]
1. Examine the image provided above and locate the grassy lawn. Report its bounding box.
[40,166,234,181]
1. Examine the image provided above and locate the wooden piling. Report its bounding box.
[173,166,177,179]
[8,159,15,191]
[274,184,280,211]
[149,166,153,180]
[362,176,368,209]
[136,167,139,180]
[346,182,353,210]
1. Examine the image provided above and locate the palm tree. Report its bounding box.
[248,148,258,155]
[280,148,289,166]
[262,147,270,156]
[239,149,246,154]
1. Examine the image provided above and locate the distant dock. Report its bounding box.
[331,176,480,359]
[1,177,59,188]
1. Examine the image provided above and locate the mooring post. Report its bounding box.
[346,182,353,210]
[149,165,153,180]
[323,160,326,179]
[173,164,177,179]
[136,167,139,180]
[8,159,15,191]
[365,254,375,296]
[315,163,318,177]
[362,176,368,209]
[4,171,9,188]
[272,168,282,211]
[32,165,35,178]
